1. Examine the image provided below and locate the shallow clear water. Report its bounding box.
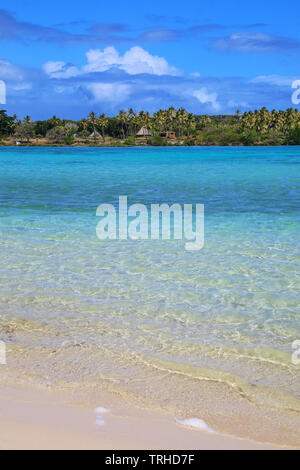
[0,146,300,443]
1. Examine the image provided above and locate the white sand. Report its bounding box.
[0,383,284,450]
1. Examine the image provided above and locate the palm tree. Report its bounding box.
[176,108,187,137]
[24,115,32,124]
[198,115,212,130]
[88,111,99,142]
[167,107,176,131]
[49,115,61,128]
[117,110,128,138]
[88,111,96,132]
[77,118,89,138]
[15,117,34,143]
[97,113,108,142]
[137,111,151,130]
[186,113,196,137]
[153,109,168,133]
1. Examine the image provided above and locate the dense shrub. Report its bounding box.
[289,127,300,145]
[147,135,167,146]
[125,136,136,145]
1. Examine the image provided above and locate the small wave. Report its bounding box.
[175,417,214,433]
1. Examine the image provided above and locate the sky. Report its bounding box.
[1,0,300,119]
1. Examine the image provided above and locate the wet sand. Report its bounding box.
[0,383,285,450]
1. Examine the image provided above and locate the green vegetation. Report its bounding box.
[0,110,16,138]
[289,126,300,145]
[124,135,136,146]
[147,135,167,146]
[1,107,300,146]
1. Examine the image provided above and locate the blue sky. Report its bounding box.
[1,0,300,119]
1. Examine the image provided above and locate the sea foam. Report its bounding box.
[94,406,110,427]
[175,417,214,433]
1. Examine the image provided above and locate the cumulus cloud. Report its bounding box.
[42,46,179,105]
[2,44,298,119]
[192,88,220,111]
[83,47,120,73]
[44,46,180,79]
[83,46,180,76]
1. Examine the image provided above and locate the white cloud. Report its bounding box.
[86,82,131,102]
[43,61,65,75]
[9,82,32,91]
[0,59,32,95]
[214,32,300,53]
[120,47,179,75]
[192,88,220,111]
[43,61,79,78]
[43,46,180,78]
[84,46,180,76]
[0,59,24,81]
[83,47,120,73]
[250,75,295,87]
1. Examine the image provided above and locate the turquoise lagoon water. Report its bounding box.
[0,146,300,442]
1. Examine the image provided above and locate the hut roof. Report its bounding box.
[136,127,152,137]
[89,131,101,138]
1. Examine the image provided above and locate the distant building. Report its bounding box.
[161,131,176,139]
[136,127,152,138]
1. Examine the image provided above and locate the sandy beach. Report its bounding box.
[0,383,285,450]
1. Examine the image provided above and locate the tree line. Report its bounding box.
[1,107,300,145]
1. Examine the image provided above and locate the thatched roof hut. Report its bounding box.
[136,127,152,137]
[89,131,101,138]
